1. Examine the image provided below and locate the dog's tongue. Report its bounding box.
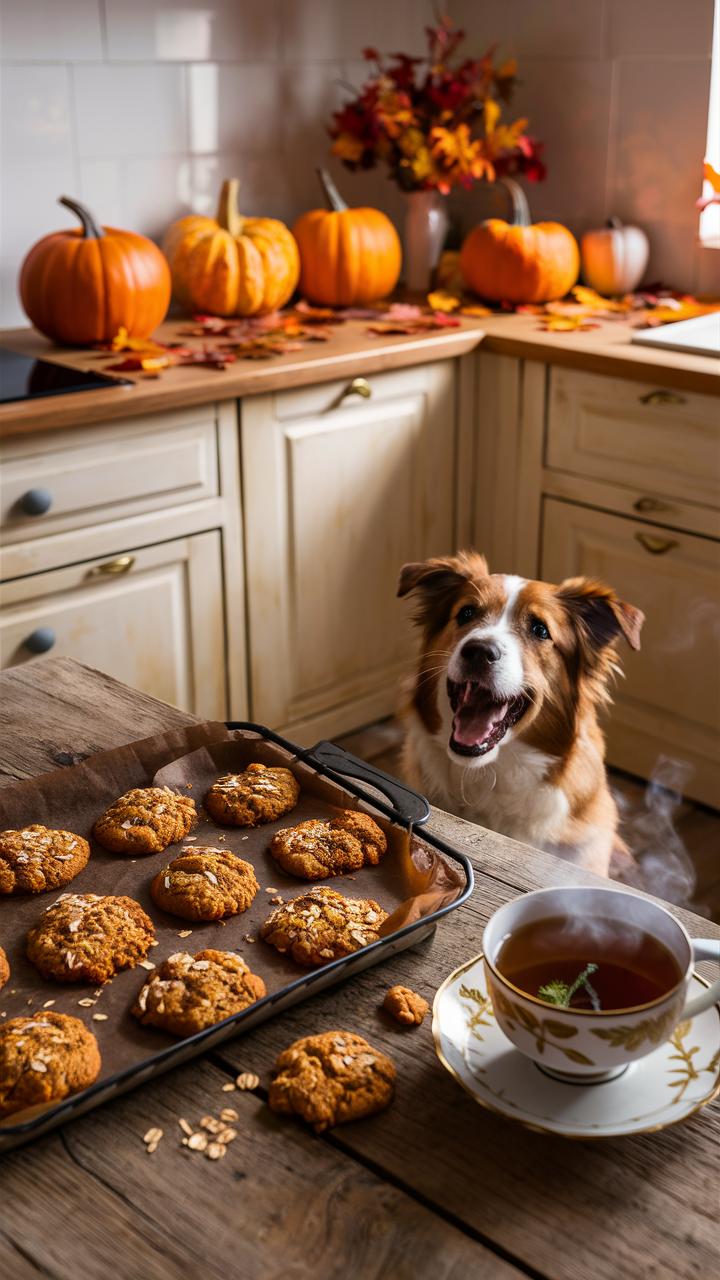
[452,696,509,748]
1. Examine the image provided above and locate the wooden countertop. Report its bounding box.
[1,309,718,441]
[1,657,719,1280]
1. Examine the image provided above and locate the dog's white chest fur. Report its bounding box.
[405,716,573,843]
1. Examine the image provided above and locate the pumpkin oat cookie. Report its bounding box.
[383,985,430,1026]
[26,893,155,984]
[205,764,300,827]
[260,886,387,967]
[269,811,387,880]
[0,945,9,991]
[0,1012,101,1118]
[150,847,259,921]
[132,948,266,1037]
[0,825,90,895]
[268,1030,396,1133]
[92,786,197,856]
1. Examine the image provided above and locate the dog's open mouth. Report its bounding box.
[447,679,530,756]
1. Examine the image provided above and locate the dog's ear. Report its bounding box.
[556,577,644,653]
[397,551,489,632]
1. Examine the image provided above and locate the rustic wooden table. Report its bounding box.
[1,658,718,1280]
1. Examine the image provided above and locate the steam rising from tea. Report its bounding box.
[496,914,682,1012]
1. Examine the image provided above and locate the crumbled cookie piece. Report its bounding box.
[0,1012,101,1117]
[26,893,155,984]
[150,848,259,921]
[205,764,300,827]
[0,825,90,895]
[383,985,429,1026]
[269,1030,395,1133]
[92,787,197,856]
[269,811,387,881]
[260,886,387,967]
[132,949,266,1037]
[0,946,9,991]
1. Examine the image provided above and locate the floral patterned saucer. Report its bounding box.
[433,953,720,1138]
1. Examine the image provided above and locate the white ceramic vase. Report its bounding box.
[403,189,449,292]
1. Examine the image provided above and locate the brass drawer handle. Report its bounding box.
[86,555,136,578]
[638,389,687,407]
[633,496,673,514]
[340,376,372,401]
[634,532,679,556]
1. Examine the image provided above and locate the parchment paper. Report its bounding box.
[0,722,465,1125]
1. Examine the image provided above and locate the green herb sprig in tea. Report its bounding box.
[538,963,601,1010]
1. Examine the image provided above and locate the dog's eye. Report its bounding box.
[456,604,479,626]
[530,616,550,640]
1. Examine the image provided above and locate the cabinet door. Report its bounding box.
[0,532,227,718]
[541,497,720,806]
[241,363,456,740]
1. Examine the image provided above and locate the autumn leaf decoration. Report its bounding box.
[696,161,720,212]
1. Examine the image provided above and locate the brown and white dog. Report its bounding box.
[398,551,644,878]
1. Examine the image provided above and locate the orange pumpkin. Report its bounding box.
[19,197,171,345]
[163,180,300,317]
[460,184,579,304]
[293,170,401,306]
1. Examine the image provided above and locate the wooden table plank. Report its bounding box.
[1,1057,520,1280]
[1,659,718,1280]
[214,894,720,1280]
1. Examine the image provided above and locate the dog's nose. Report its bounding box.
[461,639,502,665]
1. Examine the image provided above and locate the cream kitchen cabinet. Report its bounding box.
[0,402,247,720]
[0,532,227,717]
[474,351,720,806]
[240,361,461,742]
[542,498,720,807]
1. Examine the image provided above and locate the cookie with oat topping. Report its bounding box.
[260,886,387,968]
[269,810,387,881]
[0,1012,101,1118]
[0,825,90,895]
[204,764,299,827]
[132,948,266,1037]
[0,945,9,991]
[92,786,197,855]
[383,985,429,1026]
[150,848,259,921]
[268,1030,395,1132]
[26,893,155,984]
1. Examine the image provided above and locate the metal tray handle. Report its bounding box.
[305,740,431,827]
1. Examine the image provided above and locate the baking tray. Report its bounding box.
[0,721,473,1152]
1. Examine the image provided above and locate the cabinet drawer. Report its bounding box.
[0,532,227,718]
[541,497,720,806]
[270,363,441,421]
[547,368,720,509]
[0,409,219,544]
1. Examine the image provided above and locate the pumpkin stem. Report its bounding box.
[58,196,104,239]
[499,178,531,227]
[317,168,348,212]
[607,216,623,229]
[216,179,244,237]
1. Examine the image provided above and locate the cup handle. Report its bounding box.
[682,940,720,1019]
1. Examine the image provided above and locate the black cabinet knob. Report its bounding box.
[24,627,56,654]
[20,488,53,516]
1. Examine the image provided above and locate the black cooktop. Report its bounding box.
[0,346,133,404]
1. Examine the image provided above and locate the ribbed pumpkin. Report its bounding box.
[460,181,579,304]
[293,170,401,306]
[163,179,300,316]
[19,197,171,345]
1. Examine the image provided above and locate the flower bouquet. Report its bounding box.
[329,15,545,289]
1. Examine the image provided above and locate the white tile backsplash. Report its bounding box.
[0,0,716,328]
[1,64,73,164]
[73,64,189,158]
[0,0,103,62]
[104,0,280,63]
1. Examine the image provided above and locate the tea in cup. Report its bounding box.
[482,886,720,1082]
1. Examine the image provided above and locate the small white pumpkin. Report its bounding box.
[580,217,649,295]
